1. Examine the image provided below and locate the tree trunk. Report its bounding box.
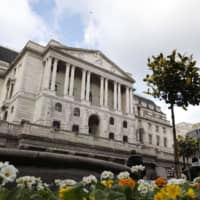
[183,155,186,169]
[171,104,181,178]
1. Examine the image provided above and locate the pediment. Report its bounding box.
[56,47,134,82]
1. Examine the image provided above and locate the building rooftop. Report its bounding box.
[134,94,156,106]
[0,46,18,64]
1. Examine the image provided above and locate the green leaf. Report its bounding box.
[0,188,10,200]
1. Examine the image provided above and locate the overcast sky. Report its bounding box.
[1,0,200,124]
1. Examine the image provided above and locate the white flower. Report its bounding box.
[117,171,130,180]
[100,171,114,180]
[137,179,156,194]
[138,184,149,194]
[181,173,187,180]
[131,165,145,173]
[168,178,187,185]
[16,176,48,191]
[193,176,200,183]
[82,175,97,186]
[0,162,18,186]
[55,179,77,188]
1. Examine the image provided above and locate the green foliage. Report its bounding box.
[0,187,58,200]
[177,135,199,159]
[144,50,200,109]
[63,184,88,200]
[144,50,200,177]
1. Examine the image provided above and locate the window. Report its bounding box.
[3,111,8,121]
[164,137,167,147]
[109,117,114,125]
[123,120,127,128]
[156,125,159,132]
[52,120,60,129]
[137,107,141,115]
[74,107,80,116]
[55,84,58,92]
[9,83,14,98]
[163,127,166,134]
[109,132,115,140]
[148,134,152,144]
[148,123,152,129]
[11,106,14,113]
[138,128,144,143]
[89,92,92,102]
[55,103,62,112]
[156,135,160,146]
[72,125,79,133]
[123,135,128,143]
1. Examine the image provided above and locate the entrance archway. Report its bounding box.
[88,114,100,136]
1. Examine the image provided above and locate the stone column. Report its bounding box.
[50,58,58,91]
[64,63,70,96]
[100,76,104,106]
[69,65,75,96]
[129,88,133,114]
[104,78,108,107]
[86,71,91,101]
[42,57,52,90]
[114,81,117,110]
[81,69,86,100]
[118,83,121,111]
[126,86,130,113]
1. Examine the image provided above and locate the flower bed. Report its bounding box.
[0,162,200,200]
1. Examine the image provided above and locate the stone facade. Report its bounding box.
[134,95,173,149]
[0,40,174,178]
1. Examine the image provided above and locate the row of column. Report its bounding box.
[42,57,133,114]
[100,77,133,114]
[42,57,77,98]
[80,69,91,101]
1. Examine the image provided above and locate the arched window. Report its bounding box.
[72,124,79,133]
[109,117,114,125]
[52,120,60,129]
[55,103,62,112]
[74,107,80,116]
[123,135,128,143]
[109,132,115,140]
[123,120,127,128]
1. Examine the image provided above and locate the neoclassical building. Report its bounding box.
[0,40,174,178]
[0,40,135,141]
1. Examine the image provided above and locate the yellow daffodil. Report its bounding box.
[59,186,72,200]
[101,179,114,188]
[163,185,181,200]
[186,188,196,199]
[154,191,165,200]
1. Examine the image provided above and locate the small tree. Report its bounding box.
[144,50,200,177]
[177,135,199,168]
